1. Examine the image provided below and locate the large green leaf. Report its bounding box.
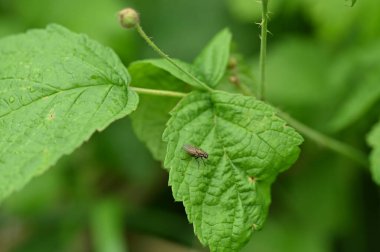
[0,24,138,202]
[163,91,303,251]
[129,60,187,161]
[367,121,380,185]
[194,28,232,87]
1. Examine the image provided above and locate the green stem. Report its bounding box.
[135,24,213,92]
[277,111,369,168]
[258,0,268,101]
[131,86,187,98]
[255,1,367,167]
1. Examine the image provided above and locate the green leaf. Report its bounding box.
[194,28,232,87]
[367,121,380,185]
[132,29,231,91]
[138,59,206,89]
[0,24,138,202]
[163,91,303,251]
[129,60,187,161]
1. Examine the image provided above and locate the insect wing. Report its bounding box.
[183,144,208,158]
[183,144,198,156]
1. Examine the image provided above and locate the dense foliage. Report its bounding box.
[0,0,379,252]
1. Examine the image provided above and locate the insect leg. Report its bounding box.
[195,157,200,168]
[201,158,206,167]
[181,156,191,161]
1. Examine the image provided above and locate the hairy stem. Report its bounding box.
[131,86,187,98]
[258,0,268,101]
[254,1,367,166]
[135,24,213,92]
[278,111,369,168]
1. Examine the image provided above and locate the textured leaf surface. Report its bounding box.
[129,60,187,161]
[163,91,303,251]
[367,121,380,185]
[194,28,232,87]
[0,24,138,202]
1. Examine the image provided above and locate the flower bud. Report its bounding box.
[229,75,240,85]
[118,8,140,29]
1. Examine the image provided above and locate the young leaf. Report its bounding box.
[135,28,231,91]
[163,91,303,251]
[367,121,380,185]
[138,59,207,89]
[129,60,187,161]
[0,24,138,203]
[194,28,232,87]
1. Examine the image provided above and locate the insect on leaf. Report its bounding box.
[163,91,303,252]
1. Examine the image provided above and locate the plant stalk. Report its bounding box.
[258,0,269,101]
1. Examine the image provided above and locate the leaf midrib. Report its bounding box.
[0,83,119,119]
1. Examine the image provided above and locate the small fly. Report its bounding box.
[182,144,208,167]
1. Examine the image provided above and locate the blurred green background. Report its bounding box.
[1,0,380,251]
